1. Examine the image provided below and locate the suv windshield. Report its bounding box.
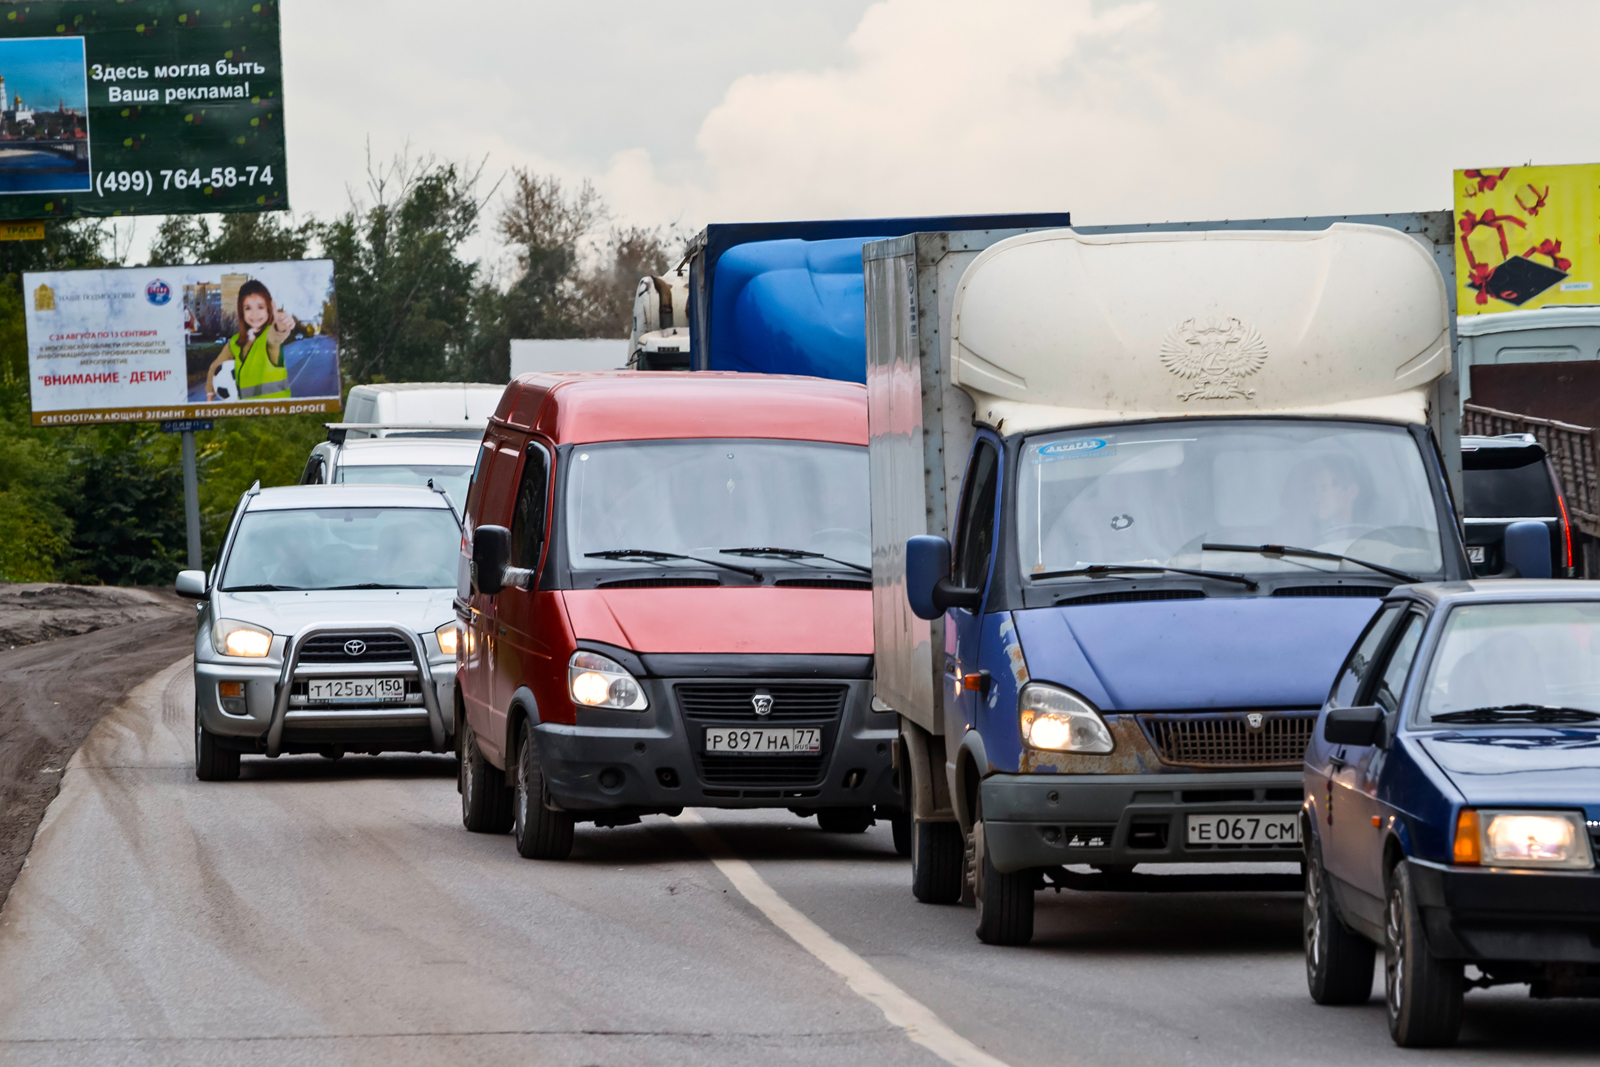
[221,507,460,590]
[1017,420,1442,580]
[336,463,471,505]
[1418,601,1600,725]
[566,439,868,571]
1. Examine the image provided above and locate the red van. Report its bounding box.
[455,372,902,858]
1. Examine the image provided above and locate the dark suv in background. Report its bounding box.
[1461,434,1574,578]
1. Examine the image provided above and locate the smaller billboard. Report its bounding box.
[1454,163,1600,315]
[25,259,338,426]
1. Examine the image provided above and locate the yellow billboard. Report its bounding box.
[1454,163,1600,315]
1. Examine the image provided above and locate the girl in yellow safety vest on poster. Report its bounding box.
[205,279,298,402]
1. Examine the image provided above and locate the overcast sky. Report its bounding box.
[268,0,1600,258]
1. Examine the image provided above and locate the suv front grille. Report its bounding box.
[1138,711,1317,767]
[298,633,414,663]
[676,683,848,723]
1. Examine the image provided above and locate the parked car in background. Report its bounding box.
[456,372,901,860]
[1303,581,1600,1047]
[302,436,477,509]
[1461,433,1573,577]
[176,483,462,780]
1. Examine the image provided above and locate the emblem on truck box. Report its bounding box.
[1158,315,1269,401]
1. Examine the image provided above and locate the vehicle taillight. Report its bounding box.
[1558,492,1574,571]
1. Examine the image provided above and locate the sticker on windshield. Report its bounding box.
[1032,437,1114,464]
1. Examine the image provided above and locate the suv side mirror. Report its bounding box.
[1324,705,1385,747]
[905,535,984,620]
[472,525,511,596]
[1504,520,1552,579]
[175,570,207,599]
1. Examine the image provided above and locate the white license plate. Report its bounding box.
[1467,545,1486,564]
[1186,813,1300,846]
[307,677,406,702]
[704,727,821,754]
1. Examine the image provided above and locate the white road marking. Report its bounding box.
[673,811,1014,1067]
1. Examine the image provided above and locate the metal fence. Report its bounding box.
[1463,403,1600,537]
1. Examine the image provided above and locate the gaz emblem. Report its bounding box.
[751,690,774,717]
[1246,712,1265,730]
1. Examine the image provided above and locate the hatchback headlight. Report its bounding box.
[568,650,647,711]
[1456,808,1593,869]
[212,619,273,658]
[1018,683,1113,753]
[435,622,459,657]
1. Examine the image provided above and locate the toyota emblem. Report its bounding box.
[751,690,774,717]
[344,639,367,657]
[1246,712,1264,730]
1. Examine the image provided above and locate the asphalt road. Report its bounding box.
[0,657,1595,1065]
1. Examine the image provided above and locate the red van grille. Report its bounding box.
[676,682,848,788]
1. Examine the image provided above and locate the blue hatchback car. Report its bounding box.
[1303,581,1600,1047]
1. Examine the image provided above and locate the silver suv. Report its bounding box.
[176,483,462,780]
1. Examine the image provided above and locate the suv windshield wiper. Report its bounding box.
[583,549,763,579]
[720,546,870,575]
[1431,704,1600,724]
[325,583,429,590]
[1031,563,1258,590]
[1202,542,1421,585]
[219,583,303,592]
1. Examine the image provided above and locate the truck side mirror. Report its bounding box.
[1503,520,1552,579]
[175,570,207,599]
[1324,705,1385,747]
[906,536,951,620]
[472,525,512,596]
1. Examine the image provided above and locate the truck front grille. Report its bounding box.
[298,633,414,663]
[1137,711,1317,767]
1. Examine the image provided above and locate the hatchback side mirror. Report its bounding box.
[1324,705,1385,747]
[175,570,207,599]
[1504,520,1552,579]
[472,525,511,596]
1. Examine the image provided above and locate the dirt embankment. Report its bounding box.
[0,585,193,910]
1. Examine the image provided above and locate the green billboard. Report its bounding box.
[0,1,284,220]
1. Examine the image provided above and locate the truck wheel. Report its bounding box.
[513,720,574,860]
[972,819,1035,945]
[889,811,912,857]
[1305,833,1374,1004]
[817,807,875,833]
[460,720,512,834]
[1385,861,1462,1047]
[194,711,240,782]
[911,819,963,903]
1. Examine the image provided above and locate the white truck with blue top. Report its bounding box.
[865,215,1478,944]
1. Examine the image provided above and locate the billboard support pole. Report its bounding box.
[180,429,201,569]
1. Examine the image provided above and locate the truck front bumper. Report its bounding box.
[1407,857,1600,964]
[981,770,1304,874]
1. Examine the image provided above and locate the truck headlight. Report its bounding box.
[212,619,273,658]
[1458,809,1594,869]
[435,622,459,657]
[568,650,648,711]
[1018,683,1113,753]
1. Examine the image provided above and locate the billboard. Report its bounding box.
[25,259,338,426]
[1454,163,1599,315]
[0,1,284,220]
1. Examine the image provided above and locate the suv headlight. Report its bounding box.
[1454,808,1594,869]
[1018,683,1113,753]
[212,619,273,658]
[435,622,459,657]
[568,650,647,711]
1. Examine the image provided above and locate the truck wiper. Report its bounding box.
[1431,704,1600,724]
[1032,563,1258,590]
[1202,542,1421,585]
[720,546,871,575]
[583,549,763,579]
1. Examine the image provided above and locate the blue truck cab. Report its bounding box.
[866,219,1476,944]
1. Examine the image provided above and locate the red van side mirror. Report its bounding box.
[472,525,512,596]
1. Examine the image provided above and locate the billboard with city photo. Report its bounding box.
[24,259,338,426]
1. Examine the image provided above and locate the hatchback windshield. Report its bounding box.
[1419,601,1600,724]
[1017,420,1442,579]
[566,439,868,570]
[222,507,460,590]
[336,464,471,506]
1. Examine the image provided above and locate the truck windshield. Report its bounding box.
[1017,421,1442,581]
[1418,601,1600,725]
[221,507,461,591]
[566,439,869,571]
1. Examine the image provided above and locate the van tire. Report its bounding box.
[1305,832,1374,1004]
[890,811,912,856]
[911,819,963,903]
[513,719,573,860]
[194,711,240,781]
[973,819,1034,945]
[460,720,512,833]
[1386,861,1463,1047]
[817,807,875,833]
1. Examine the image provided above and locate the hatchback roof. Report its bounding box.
[246,483,455,511]
[1393,579,1600,607]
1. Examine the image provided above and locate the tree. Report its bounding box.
[147,211,315,266]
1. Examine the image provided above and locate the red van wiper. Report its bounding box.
[1431,704,1600,724]
[583,549,763,579]
[720,546,871,575]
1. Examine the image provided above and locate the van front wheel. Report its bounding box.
[513,720,574,860]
